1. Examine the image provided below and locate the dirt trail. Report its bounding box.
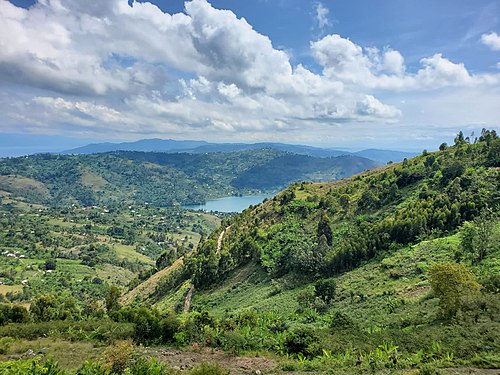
[182,226,230,312]
[217,226,231,253]
[183,285,195,313]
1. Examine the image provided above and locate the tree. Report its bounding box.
[429,262,481,319]
[317,212,333,246]
[30,294,81,322]
[459,215,494,264]
[105,285,121,313]
[439,142,447,151]
[339,194,350,212]
[44,259,57,271]
[314,279,336,303]
[454,131,465,145]
[479,128,497,144]
[280,189,295,205]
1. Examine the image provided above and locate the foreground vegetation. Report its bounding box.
[0,130,498,373]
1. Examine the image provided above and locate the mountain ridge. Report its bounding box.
[63,139,418,164]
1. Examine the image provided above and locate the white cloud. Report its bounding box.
[311,34,496,91]
[0,0,498,145]
[314,2,330,30]
[481,32,500,51]
[356,95,401,119]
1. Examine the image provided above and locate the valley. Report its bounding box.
[0,132,498,374]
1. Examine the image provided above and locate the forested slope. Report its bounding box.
[0,149,378,207]
[184,131,499,289]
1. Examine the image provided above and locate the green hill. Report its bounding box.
[0,149,378,207]
[136,131,500,371]
[184,132,499,289]
[0,131,499,373]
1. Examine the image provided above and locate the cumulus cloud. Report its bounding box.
[311,34,495,91]
[0,0,499,142]
[481,32,500,51]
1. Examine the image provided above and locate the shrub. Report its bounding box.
[77,360,108,375]
[419,363,438,375]
[189,363,229,375]
[0,304,30,325]
[221,330,246,355]
[314,279,336,303]
[128,357,168,375]
[0,358,66,375]
[104,339,135,374]
[429,262,481,318]
[0,336,14,354]
[132,308,161,344]
[159,311,180,342]
[329,310,355,328]
[283,326,321,357]
[30,294,81,322]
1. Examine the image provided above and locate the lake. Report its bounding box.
[182,194,274,213]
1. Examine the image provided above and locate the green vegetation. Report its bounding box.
[0,130,498,373]
[0,197,219,309]
[0,149,377,207]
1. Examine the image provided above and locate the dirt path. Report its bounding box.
[183,285,195,313]
[217,226,231,254]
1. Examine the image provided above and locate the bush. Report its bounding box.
[77,360,108,375]
[429,262,481,318]
[221,330,246,355]
[419,363,438,375]
[30,294,81,322]
[0,336,14,354]
[159,311,180,342]
[0,358,66,375]
[329,310,355,328]
[314,279,336,303]
[129,357,168,375]
[0,320,134,342]
[0,304,30,325]
[189,363,229,375]
[104,339,135,374]
[283,326,321,357]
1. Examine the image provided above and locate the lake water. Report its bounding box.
[183,194,274,213]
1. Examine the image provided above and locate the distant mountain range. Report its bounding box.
[64,139,418,164]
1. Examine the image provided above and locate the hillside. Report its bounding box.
[178,133,498,289]
[0,149,378,207]
[127,132,500,371]
[0,132,499,374]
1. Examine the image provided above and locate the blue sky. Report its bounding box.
[1,0,499,155]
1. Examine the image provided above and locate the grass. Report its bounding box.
[47,218,82,228]
[55,259,97,279]
[0,285,22,295]
[120,255,186,305]
[80,170,108,191]
[0,175,49,198]
[190,231,496,331]
[0,338,104,370]
[96,264,135,286]
[112,243,154,264]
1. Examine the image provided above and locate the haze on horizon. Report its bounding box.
[0,0,499,153]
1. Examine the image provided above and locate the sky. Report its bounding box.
[0,0,500,154]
